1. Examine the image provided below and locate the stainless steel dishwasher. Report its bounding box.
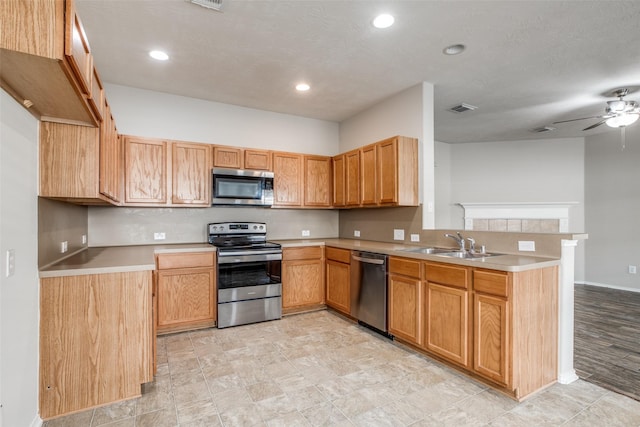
[351,251,390,336]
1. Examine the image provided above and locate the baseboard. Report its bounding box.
[30,415,43,427]
[577,281,640,293]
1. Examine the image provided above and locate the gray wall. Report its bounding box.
[38,198,88,267]
[585,126,640,291]
[0,90,40,426]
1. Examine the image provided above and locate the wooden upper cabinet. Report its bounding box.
[88,66,104,122]
[124,136,167,204]
[99,101,121,203]
[244,149,272,170]
[40,121,116,205]
[0,0,98,125]
[172,142,211,205]
[273,151,303,206]
[332,155,345,207]
[345,149,361,207]
[304,155,332,207]
[213,145,242,169]
[377,136,418,206]
[64,0,92,96]
[360,144,377,205]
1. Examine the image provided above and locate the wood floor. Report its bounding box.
[574,284,640,401]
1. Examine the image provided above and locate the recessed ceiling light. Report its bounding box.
[443,44,466,55]
[373,14,394,29]
[149,50,169,61]
[296,83,310,92]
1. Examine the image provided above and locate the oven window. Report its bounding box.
[215,176,262,199]
[218,260,281,289]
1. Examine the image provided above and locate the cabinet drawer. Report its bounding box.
[325,247,351,264]
[474,270,509,297]
[156,252,215,270]
[283,246,323,261]
[389,256,421,279]
[424,262,469,289]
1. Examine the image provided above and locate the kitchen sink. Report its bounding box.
[435,251,502,259]
[400,247,454,254]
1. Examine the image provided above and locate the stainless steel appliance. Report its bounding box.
[351,251,390,336]
[208,222,282,328]
[211,168,274,206]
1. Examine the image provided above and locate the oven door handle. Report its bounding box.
[218,253,282,264]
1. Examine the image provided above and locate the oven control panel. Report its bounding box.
[208,222,267,235]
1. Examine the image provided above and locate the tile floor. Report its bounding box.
[44,310,640,427]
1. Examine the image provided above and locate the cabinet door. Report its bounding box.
[326,260,350,315]
[64,0,92,96]
[157,268,216,330]
[213,145,242,169]
[345,149,361,206]
[99,101,120,203]
[172,142,211,205]
[474,293,510,386]
[304,155,332,207]
[273,152,303,206]
[360,144,377,205]
[124,136,167,204]
[332,155,345,207]
[282,259,325,309]
[425,282,470,367]
[245,149,272,170]
[388,274,422,345]
[40,271,152,419]
[377,138,398,204]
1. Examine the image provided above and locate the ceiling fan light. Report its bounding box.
[606,113,639,128]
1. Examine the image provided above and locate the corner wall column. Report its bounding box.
[558,239,579,384]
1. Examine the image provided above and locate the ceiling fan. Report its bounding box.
[553,88,640,131]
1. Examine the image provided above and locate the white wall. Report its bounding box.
[434,141,453,228]
[105,84,339,155]
[0,90,40,426]
[339,82,436,228]
[439,137,586,281]
[585,126,640,291]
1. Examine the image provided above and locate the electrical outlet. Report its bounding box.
[302,230,310,237]
[629,265,637,274]
[410,234,420,242]
[154,232,166,240]
[518,241,535,251]
[60,241,68,253]
[5,249,15,278]
[82,234,87,245]
[393,229,405,241]
[354,230,360,237]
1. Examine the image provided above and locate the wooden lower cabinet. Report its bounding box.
[282,246,325,313]
[474,292,509,386]
[39,271,153,419]
[156,252,216,334]
[388,256,422,345]
[325,247,351,315]
[423,262,471,368]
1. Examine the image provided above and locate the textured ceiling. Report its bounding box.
[76,0,640,143]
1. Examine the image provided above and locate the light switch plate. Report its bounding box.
[5,249,15,277]
[518,241,536,251]
[394,229,405,241]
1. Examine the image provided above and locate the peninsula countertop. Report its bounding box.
[39,238,560,278]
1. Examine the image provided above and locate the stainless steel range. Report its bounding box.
[208,222,282,328]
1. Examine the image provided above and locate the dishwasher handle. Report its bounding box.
[352,255,385,265]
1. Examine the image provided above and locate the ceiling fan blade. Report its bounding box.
[553,115,605,124]
[582,119,607,131]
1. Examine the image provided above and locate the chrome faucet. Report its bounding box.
[467,237,476,254]
[444,232,465,251]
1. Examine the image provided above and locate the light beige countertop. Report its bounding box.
[39,243,216,278]
[40,238,560,278]
[275,238,560,272]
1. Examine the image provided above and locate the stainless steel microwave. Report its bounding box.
[211,168,274,206]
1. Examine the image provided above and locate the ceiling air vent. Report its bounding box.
[530,126,556,133]
[190,0,223,11]
[449,103,477,113]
